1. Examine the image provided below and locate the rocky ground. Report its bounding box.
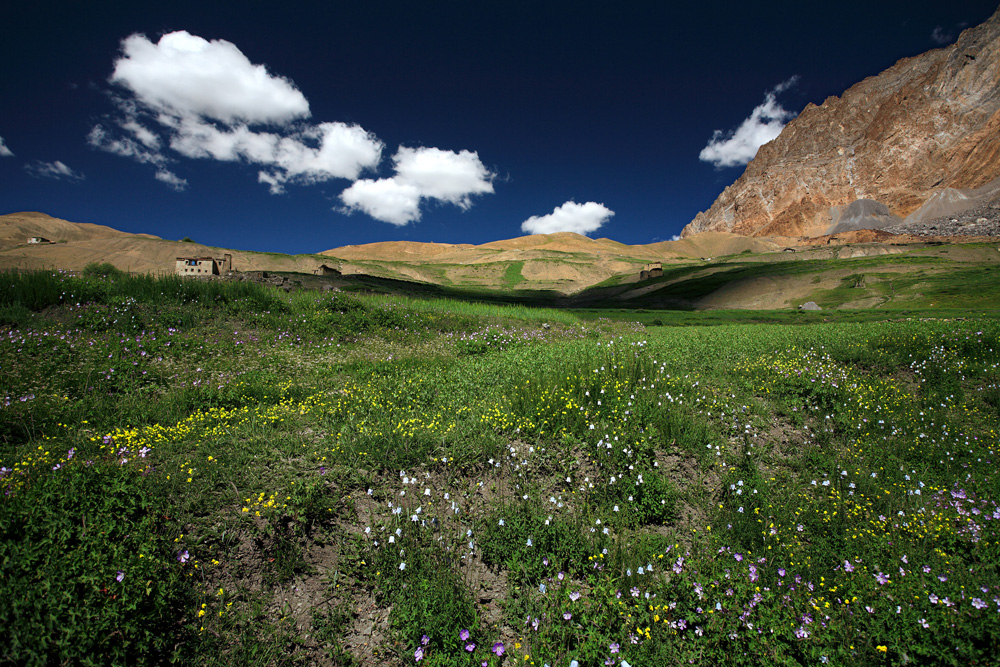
[885,193,1000,237]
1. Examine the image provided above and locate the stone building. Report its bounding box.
[313,263,341,276]
[639,262,663,281]
[175,253,232,276]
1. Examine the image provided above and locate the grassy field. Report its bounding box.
[2,266,1000,666]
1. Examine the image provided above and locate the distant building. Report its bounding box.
[313,263,341,276]
[28,237,51,244]
[639,262,663,281]
[783,247,797,253]
[175,253,232,276]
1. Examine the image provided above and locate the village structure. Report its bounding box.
[27,237,51,244]
[175,253,232,276]
[638,262,663,281]
[313,264,341,276]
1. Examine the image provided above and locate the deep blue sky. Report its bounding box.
[1,1,996,254]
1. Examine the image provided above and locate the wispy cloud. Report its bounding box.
[521,201,614,235]
[24,160,84,182]
[154,169,188,191]
[0,136,13,157]
[699,76,799,169]
[340,147,495,226]
[931,26,954,45]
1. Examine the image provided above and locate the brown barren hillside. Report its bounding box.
[5,211,1000,309]
[1,212,800,293]
[0,212,325,276]
[682,6,1000,238]
[0,211,161,246]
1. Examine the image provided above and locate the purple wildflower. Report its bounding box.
[492,642,505,656]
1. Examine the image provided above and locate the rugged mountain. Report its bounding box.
[682,6,1000,238]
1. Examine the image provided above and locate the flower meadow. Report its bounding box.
[1,268,999,666]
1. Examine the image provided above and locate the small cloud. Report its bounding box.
[699,76,799,169]
[521,201,614,235]
[155,169,188,191]
[0,136,13,157]
[257,170,286,195]
[339,146,495,226]
[24,160,85,182]
[931,26,954,45]
[670,233,681,241]
[340,178,422,226]
[393,147,494,209]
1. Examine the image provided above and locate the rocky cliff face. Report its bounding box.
[682,7,1000,238]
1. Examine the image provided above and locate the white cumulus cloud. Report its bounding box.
[393,147,495,209]
[520,201,614,235]
[699,77,799,169]
[111,31,309,125]
[340,146,495,225]
[24,160,84,182]
[0,136,13,157]
[340,178,422,226]
[92,30,382,192]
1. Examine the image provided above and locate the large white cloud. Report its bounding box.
[111,31,309,125]
[699,77,799,169]
[92,31,382,193]
[521,201,614,235]
[340,146,495,225]
[0,136,13,157]
[24,160,84,182]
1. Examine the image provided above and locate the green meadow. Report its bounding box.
[2,266,999,666]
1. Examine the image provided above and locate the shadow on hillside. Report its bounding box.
[295,271,572,308]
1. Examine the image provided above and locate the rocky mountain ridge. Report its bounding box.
[682,6,1000,238]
